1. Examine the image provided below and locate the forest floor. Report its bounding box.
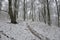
[0,12,60,40]
[0,20,60,40]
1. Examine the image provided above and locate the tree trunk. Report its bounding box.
[55,0,59,27]
[23,0,26,21]
[44,4,46,24]
[46,0,51,25]
[8,0,17,24]
[13,0,18,23]
[39,11,40,21]
[0,0,2,14]
[31,0,34,21]
[42,4,46,24]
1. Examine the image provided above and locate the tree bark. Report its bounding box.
[55,0,59,27]
[23,0,26,21]
[8,0,17,24]
[31,0,34,21]
[46,0,51,25]
[43,4,46,24]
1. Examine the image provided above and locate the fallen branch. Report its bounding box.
[26,23,50,40]
[0,31,16,40]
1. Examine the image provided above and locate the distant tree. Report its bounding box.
[31,0,35,21]
[42,4,46,24]
[42,0,51,25]
[23,0,26,21]
[0,1,1,11]
[55,0,60,27]
[46,0,51,25]
[0,0,2,14]
[41,0,47,24]
[38,8,41,21]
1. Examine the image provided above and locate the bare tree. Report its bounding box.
[14,0,20,18]
[23,0,26,21]
[14,0,19,22]
[55,0,60,27]
[41,4,46,24]
[41,0,51,25]
[8,0,14,23]
[31,0,35,21]
[8,0,18,24]
[46,0,51,25]
[43,4,46,24]
[40,0,47,24]
[38,8,41,21]
[0,0,3,14]
[0,0,1,11]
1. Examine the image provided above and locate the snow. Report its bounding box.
[0,20,39,40]
[0,19,60,40]
[0,12,60,40]
[0,0,60,40]
[28,22,60,40]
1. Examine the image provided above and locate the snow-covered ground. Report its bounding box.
[0,12,60,40]
[28,22,60,40]
[0,19,60,40]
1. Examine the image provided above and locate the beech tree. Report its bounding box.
[23,0,26,21]
[46,0,51,25]
[31,0,35,21]
[8,0,19,24]
[0,0,3,13]
[0,0,1,11]
[55,0,60,27]
[41,0,47,24]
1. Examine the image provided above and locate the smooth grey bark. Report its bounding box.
[14,0,19,18]
[41,0,47,23]
[14,0,18,22]
[43,4,46,24]
[8,0,14,23]
[38,9,40,21]
[41,4,46,24]
[23,0,26,21]
[16,0,20,18]
[31,0,34,21]
[0,0,3,14]
[46,0,51,25]
[0,1,1,11]
[55,0,60,27]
